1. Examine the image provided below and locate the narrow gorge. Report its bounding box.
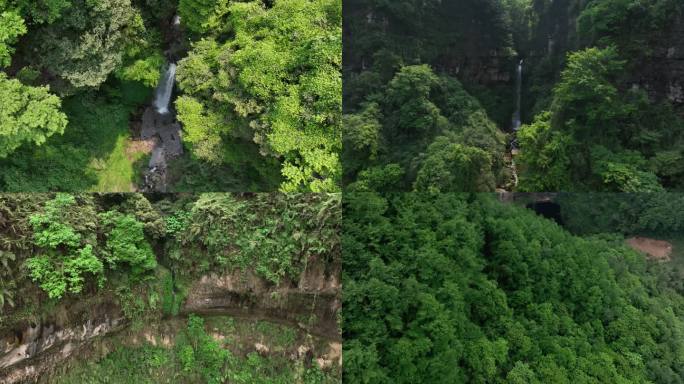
[140,15,185,192]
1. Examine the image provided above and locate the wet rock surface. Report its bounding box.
[140,107,183,192]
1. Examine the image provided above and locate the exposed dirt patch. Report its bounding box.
[125,138,155,161]
[626,236,673,261]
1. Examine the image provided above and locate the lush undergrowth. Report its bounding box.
[53,315,337,384]
[164,193,341,283]
[0,193,340,327]
[166,139,282,192]
[0,192,341,381]
[343,193,684,383]
[0,82,151,192]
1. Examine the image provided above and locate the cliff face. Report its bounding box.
[0,255,341,383]
[0,298,125,384]
[182,255,341,340]
[342,0,515,84]
[638,14,684,110]
[433,49,513,85]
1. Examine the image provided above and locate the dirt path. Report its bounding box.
[626,236,673,261]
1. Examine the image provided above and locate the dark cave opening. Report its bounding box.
[526,201,563,225]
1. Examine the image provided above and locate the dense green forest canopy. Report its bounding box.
[343,193,684,383]
[176,0,342,192]
[0,0,341,192]
[556,193,684,236]
[343,0,684,192]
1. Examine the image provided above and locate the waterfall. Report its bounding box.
[154,63,177,114]
[512,59,523,131]
[172,15,181,26]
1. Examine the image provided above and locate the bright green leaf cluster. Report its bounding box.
[0,10,26,67]
[0,72,67,158]
[99,211,157,277]
[25,194,156,299]
[27,194,103,299]
[176,0,342,192]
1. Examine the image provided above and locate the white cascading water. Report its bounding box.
[512,59,523,131]
[172,15,181,25]
[154,63,177,114]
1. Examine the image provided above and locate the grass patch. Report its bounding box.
[0,80,152,192]
[90,135,149,192]
[56,344,175,384]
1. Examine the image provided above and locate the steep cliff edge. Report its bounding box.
[0,255,341,383]
[0,193,341,383]
[182,257,341,340]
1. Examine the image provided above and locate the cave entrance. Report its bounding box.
[526,201,563,225]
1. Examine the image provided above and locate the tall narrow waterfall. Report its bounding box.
[154,63,177,114]
[512,59,523,131]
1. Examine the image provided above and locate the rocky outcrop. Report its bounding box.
[435,49,513,85]
[0,256,341,383]
[0,300,125,384]
[140,107,183,192]
[637,15,684,111]
[182,256,342,341]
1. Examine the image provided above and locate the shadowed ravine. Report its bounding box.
[140,16,184,192]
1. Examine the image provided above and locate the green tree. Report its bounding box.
[343,193,684,382]
[8,0,72,24]
[413,136,495,192]
[176,0,342,192]
[0,10,26,67]
[384,65,444,141]
[343,65,505,191]
[27,0,143,91]
[342,101,381,179]
[0,72,67,158]
[516,112,573,191]
[518,46,683,191]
